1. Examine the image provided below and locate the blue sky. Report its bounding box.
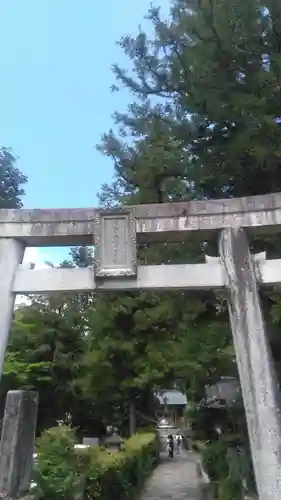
[0,0,169,266]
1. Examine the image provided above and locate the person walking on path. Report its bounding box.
[176,431,182,454]
[167,434,174,459]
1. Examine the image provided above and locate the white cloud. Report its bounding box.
[15,248,58,307]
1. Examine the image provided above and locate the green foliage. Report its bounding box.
[2,302,88,433]
[33,427,157,500]
[201,442,234,498]
[104,0,281,199]
[185,402,200,431]
[0,146,27,208]
[217,475,243,500]
[33,425,83,500]
[85,433,158,500]
[202,441,229,483]
[93,0,281,428]
[191,440,208,453]
[4,0,281,462]
[95,0,258,415]
[2,250,106,437]
[201,440,255,498]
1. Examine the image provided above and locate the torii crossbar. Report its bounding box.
[1,192,281,500]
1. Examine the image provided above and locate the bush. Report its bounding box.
[202,441,229,483]
[217,474,243,500]
[85,433,158,500]
[32,425,85,500]
[33,426,158,500]
[191,440,208,453]
[201,441,255,499]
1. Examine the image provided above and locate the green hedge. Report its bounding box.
[85,433,158,500]
[201,441,256,500]
[33,426,158,500]
[202,441,230,483]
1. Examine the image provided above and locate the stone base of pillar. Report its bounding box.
[0,390,39,498]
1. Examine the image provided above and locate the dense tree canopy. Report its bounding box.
[3,0,281,437]
[96,0,281,399]
[100,0,281,199]
[2,249,105,437]
[3,301,85,433]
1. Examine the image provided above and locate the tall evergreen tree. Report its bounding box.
[0,147,27,208]
[101,0,281,197]
[96,0,281,405]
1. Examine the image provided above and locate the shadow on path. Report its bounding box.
[140,450,201,500]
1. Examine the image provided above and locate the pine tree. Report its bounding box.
[96,0,281,408]
[102,0,281,197]
[0,147,27,208]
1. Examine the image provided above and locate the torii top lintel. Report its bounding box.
[0,192,280,246]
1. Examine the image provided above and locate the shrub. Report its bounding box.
[85,433,158,500]
[32,425,84,500]
[202,441,229,482]
[33,426,158,500]
[191,440,208,453]
[217,474,243,500]
[201,441,256,499]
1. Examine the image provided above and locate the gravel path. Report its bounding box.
[140,450,201,500]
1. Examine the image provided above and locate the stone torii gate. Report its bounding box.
[1,193,281,500]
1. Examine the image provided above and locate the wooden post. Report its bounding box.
[219,227,281,500]
[0,391,39,498]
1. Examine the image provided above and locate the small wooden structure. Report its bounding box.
[155,389,187,427]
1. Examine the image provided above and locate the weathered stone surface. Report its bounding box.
[2,192,281,500]
[73,475,86,500]
[104,433,124,447]
[82,437,99,446]
[0,238,25,375]
[1,192,281,245]
[0,208,97,246]
[196,460,213,500]
[11,257,281,295]
[0,391,38,498]
[12,263,225,294]
[205,377,239,403]
[94,208,137,278]
[139,451,200,500]
[219,227,281,500]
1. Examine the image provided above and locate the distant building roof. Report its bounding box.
[155,389,188,406]
[205,377,240,403]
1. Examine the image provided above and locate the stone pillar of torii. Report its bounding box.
[1,193,281,499]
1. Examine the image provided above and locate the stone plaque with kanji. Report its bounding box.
[94,209,137,278]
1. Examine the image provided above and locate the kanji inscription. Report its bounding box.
[94,209,137,278]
